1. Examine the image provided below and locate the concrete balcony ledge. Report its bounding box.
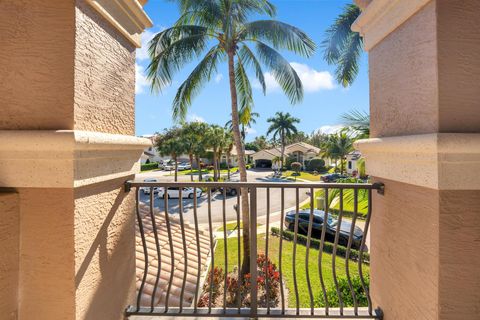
[355,133,480,190]
[0,130,151,188]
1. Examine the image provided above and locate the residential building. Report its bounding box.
[251,142,321,168]
[346,150,362,175]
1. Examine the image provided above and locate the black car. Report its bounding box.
[321,173,347,182]
[284,209,363,249]
[219,179,249,197]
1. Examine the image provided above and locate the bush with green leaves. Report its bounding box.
[314,275,370,308]
[140,162,159,171]
[306,158,326,172]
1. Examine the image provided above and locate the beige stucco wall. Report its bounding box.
[369,0,480,138]
[370,179,439,319]
[74,176,136,319]
[369,1,438,138]
[74,0,136,135]
[18,188,76,319]
[0,0,75,130]
[437,0,480,133]
[0,192,20,320]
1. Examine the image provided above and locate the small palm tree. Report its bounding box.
[226,110,259,142]
[182,121,208,181]
[266,112,300,170]
[147,0,315,273]
[321,132,354,175]
[322,4,362,87]
[341,109,370,139]
[206,125,226,182]
[155,127,186,182]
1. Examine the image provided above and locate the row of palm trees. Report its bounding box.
[154,122,235,182]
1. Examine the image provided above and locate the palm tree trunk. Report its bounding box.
[281,134,286,171]
[213,151,218,182]
[189,154,194,182]
[227,153,231,180]
[173,155,178,182]
[228,51,250,275]
[196,155,202,181]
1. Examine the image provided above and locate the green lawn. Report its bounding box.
[167,167,239,177]
[213,235,368,308]
[217,222,261,232]
[301,189,369,217]
[282,171,322,182]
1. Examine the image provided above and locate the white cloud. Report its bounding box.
[316,124,345,135]
[187,114,206,123]
[245,127,257,135]
[214,74,224,83]
[135,63,149,94]
[290,62,335,92]
[254,62,335,93]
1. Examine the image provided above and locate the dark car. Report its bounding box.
[321,173,347,182]
[219,179,250,197]
[284,209,364,249]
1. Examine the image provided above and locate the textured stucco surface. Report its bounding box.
[370,178,439,320]
[369,2,438,138]
[18,188,76,320]
[74,176,136,320]
[0,0,75,130]
[438,189,480,319]
[437,0,480,133]
[74,0,136,135]
[0,192,19,320]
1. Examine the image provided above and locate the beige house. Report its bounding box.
[251,142,320,168]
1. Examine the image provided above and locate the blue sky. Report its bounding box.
[135,0,369,141]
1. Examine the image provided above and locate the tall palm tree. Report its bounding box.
[206,125,226,182]
[182,121,208,181]
[155,127,186,182]
[147,0,315,273]
[322,4,362,87]
[226,110,259,142]
[341,109,370,139]
[266,112,300,170]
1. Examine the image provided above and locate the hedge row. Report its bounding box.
[270,227,369,263]
[140,162,159,171]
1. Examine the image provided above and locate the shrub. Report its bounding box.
[291,162,302,176]
[206,165,215,171]
[270,227,369,263]
[314,275,370,308]
[246,164,252,169]
[140,162,158,171]
[307,158,326,172]
[220,162,229,169]
[285,157,296,170]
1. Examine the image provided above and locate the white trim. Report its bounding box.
[86,0,153,48]
[352,0,432,51]
[0,130,151,188]
[355,133,480,190]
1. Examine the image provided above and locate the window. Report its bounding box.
[348,161,352,169]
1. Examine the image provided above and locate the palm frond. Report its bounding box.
[241,20,316,57]
[172,46,222,120]
[238,45,266,95]
[235,57,254,114]
[336,32,362,87]
[147,26,209,92]
[255,42,303,104]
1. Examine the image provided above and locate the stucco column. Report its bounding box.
[353,1,480,319]
[0,1,152,319]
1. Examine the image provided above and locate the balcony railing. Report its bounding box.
[125,181,384,319]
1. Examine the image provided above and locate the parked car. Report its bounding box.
[177,162,191,171]
[219,179,241,197]
[140,179,159,195]
[163,162,175,171]
[321,173,347,182]
[157,187,202,199]
[284,209,364,249]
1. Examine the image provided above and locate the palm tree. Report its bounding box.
[182,121,208,181]
[321,132,353,174]
[206,125,226,182]
[322,4,362,87]
[155,127,186,182]
[147,0,315,273]
[222,130,235,180]
[341,109,370,139]
[266,112,300,170]
[226,110,259,142]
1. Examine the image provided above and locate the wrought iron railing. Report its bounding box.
[125,181,384,319]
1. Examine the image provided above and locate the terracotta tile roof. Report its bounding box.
[136,204,213,308]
